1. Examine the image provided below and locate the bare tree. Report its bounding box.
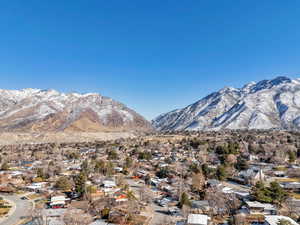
[191,172,205,193]
[63,209,93,225]
[234,213,247,225]
[205,187,241,217]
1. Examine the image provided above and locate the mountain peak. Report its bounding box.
[0,88,152,132]
[249,76,291,93]
[269,76,291,85]
[153,76,300,131]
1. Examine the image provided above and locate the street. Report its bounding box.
[0,194,33,225]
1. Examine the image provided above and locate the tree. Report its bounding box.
[179,192,191,208]
[124,157,133,168]
[1,162,9,171]
[216,165,227,181]
[288,151,296,163]
[192,171,205,193]
[94,160,106,174]
[252,181,287,205]
[126,190,137,201]
[87,185,97,194]
[107,150,118,160]
[189,163,201,173]
[235,158,249,171]
[156,167,170,178]
[55,176,73,191]
[36,168,47,180]
[226,154,237,165]
[269,181,288,204]
[205,187,228,216]
[63,209,93,225]
[234,213,247,225]
[139,186,154,204]
[138,151,152,161]
[73,172,87,195]
[106,161,115,176]
[81,160,89,173]
[277,219,293,225]
[252,181,272,203]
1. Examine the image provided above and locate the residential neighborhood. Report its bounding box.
[0,130,299,225]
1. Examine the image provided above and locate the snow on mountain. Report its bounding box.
[0,89,152,132]
[152,76,300,131]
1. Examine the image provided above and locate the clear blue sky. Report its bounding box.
[1,1,300,120]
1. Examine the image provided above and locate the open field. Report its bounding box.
[0,132,136,145]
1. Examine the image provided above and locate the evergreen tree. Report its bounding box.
[269,181,288,204]
[288,151,296,163]
[74,171,87,195]
[1,162,9,171]
[252,181,287,204]
[235,158,249,171]
[179,192,191,208]
[277,219,293,225]
[216,165,227,181]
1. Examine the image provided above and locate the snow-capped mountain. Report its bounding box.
[0,89,152,132]
[152,76,300,131]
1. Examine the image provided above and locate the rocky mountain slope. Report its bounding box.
[152,76,300,131]
[0,89,152,132]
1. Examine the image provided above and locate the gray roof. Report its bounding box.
[191,200,210,209]
[89,220,117,225]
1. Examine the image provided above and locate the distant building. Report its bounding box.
[187,214,210,225]
[265,216,298,225]
[245,201,277,215]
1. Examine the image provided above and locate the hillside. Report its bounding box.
[153,76,300,131]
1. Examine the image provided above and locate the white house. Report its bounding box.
[50,196,69,208]
[245,201,277,215]
[187,214,210,225]
[265,216,299,225]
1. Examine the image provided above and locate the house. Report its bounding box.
[102,180,116,188]
[222,187,250,200]
[50,195,69,209]
[41,208,66,225]
[245,201,277,215]
[265,216,298,225]
[273,171,286,177]
[238,167,265,185]
[191,200,210,213]
[187,214,210,225]
[281,182,300,192]
[25,182,46,192]
[207,179,221,188]
[114,167,123,173]
[89,220,117,225]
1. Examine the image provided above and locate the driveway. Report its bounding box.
[0,194,33,225]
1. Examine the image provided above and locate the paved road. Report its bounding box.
[0,194,32,225]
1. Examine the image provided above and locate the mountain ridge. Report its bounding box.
[0,88,152,132]
[152,76,300,131]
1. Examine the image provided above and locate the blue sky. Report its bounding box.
[1,1,300,120]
